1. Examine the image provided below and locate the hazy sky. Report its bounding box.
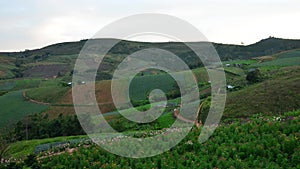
[1,0,299,51]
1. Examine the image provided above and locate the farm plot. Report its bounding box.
[0,90,48,128]
[22,64,70,78]
[276,49,300,58]
[251,56,300,67]
[26,86,69,103]
[0,81,15,91]
[224,67,245,76]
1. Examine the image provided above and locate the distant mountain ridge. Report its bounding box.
[1,37,300,79]
[2,37,300,60]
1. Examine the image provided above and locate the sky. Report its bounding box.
[0,0,299,52]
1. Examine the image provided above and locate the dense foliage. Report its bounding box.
[1,38,300,168]
[11,110,176,141]
[2,37,300,80]
[2,111,299,168]
[13,114,85,140]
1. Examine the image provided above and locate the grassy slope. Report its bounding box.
[274,48,300,58]
[1,45,300,167]
[26,86,69,103]
[0,54,16,79]
[23,78,70,104]
[0,78,65,127]
[4,110,300,168]
[42,67,209,117]
[224,67,246,76]
[6,108,174,158]
[224,66,300,118]
[42,111,300,168]
[223,49,300,118]
[1,47,299,125]
[251,56,300,67]
[0,90,48,127]
[6,135,87,158]
[250,48,300,68]
[1,38,300,81]
[0,78,46,92]
[41,64,300,120]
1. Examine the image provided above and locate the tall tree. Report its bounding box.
[0,129,10,162]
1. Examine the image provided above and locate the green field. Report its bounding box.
[224,66,300,118]
[7,135,87,158]
[249,49,300,68]
[276,49,300,58]
[0,55,16,79]
[0,78,44,91]
[0,64,15,79]
[0,78,68,96]
[251,56,300,67]
[0,78,69,103]
[224,67,246,76]
[129,73,176,101]
[223,59,257,65]
[0,81,15,91]
[0,90,48,127]
[129,67,209,102]
[26,86,69,103]
[1,38,300,168]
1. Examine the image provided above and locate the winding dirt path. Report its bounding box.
[22,91,51,105]
[37,148,78,160]
[173,102,204,128]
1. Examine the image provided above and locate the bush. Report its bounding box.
[246,68,262,83]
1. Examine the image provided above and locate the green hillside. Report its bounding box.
[0,38,300,168]
[3,110,300,168]
[12,49,300,119]
[1,37,300,80]
[224,66,300,118]
[0,90,48,127]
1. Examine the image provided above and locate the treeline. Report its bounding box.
[5,37,300,80]
[2,110,299,169]
[37,111,300,168]
[10,112,173,141]
[13,114,85,141]
[6,37,300,62]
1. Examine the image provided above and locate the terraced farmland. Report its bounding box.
[0,90,48,127]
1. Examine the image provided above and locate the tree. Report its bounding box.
[0,130,10,162]
[57,71,63,77]
[246,68,262,83]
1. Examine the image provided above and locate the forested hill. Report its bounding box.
[2,37,300,61]
[214,37,300,60]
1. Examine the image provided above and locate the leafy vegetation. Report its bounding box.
[276,49,300,58]
[246,68,262,83]
[12,114,85,141]
[0,81,15,91]
[6,135,87,159]
[225,66,300,118]
[0,90,48,128]
[224,67,246,76]
[0,130,10,162]
[1,37,300,80]
[2,110,299,168]
[129,73,176,102]
[0,38,300,168]
[26,86,69,103]
[7,78,42,91]
[251,56,300,67]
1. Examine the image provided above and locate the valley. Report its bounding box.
[0,38,299,168]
